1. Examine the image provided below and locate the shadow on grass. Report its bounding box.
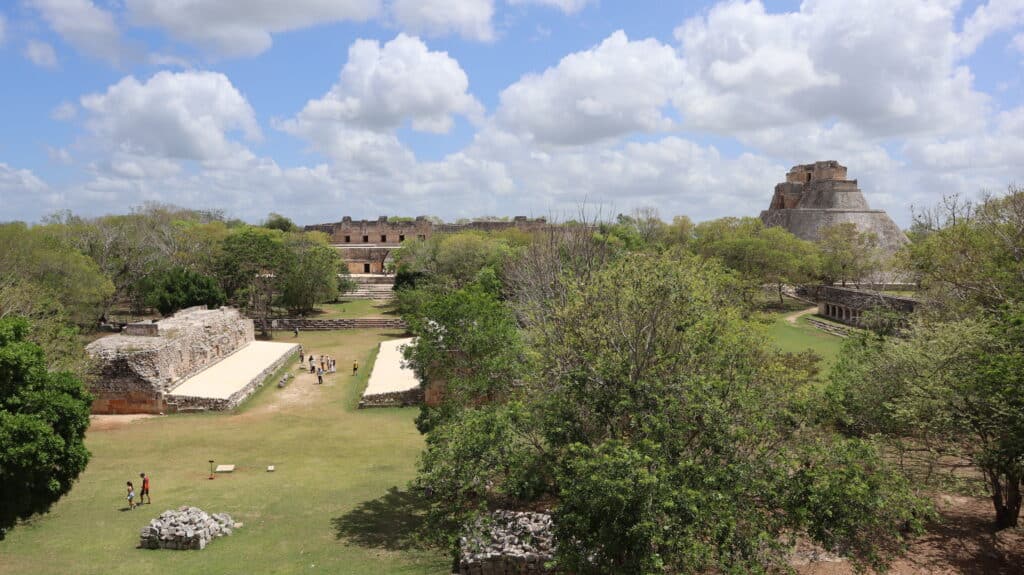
[331,487,429,551]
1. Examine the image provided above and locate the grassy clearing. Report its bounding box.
[763,308,845,374]
[308,300,397,319]
[0,329,447,575]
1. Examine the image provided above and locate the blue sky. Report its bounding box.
[1,0,1022,226]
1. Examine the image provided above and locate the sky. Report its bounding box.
[0,0,1022,227]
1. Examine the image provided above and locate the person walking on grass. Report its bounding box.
[309,354,315,374]
[139,472,151,504]
[316,366,324,385]
[293,326,299,337]
[126,481,136,510]
[352,359,359,376]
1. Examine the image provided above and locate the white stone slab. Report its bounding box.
[363,337,420,396]
[169,341,296,400]
[266,465,275,472]
[215,464,235,473]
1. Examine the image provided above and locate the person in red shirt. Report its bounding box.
[139,472,151,504]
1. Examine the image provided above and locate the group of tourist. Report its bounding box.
[125,472,151,510]
[297,347,359,385]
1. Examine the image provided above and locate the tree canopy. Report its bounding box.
[0,317,93,540]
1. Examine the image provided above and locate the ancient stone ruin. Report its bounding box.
[305,215,548,274]
[760,161,908,253]
[86,306,253,414]
[138,506,238,550]
[458,510,556,575]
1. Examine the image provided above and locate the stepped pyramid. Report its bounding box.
[759,161,908,253]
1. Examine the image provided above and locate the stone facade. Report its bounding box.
[811,285,917,327]
[357,387,424,409]
[86,306,254,414]
[760,161,909,253]
[258,317,408,332]
[306,216,549,274]
[458,511,556,575]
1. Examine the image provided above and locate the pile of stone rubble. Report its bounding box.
[139,506,239,550]
[458,510,556,574]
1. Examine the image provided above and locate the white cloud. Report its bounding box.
[80,71,260,163]
[28,0,124,64]
[390,0,494,41]
[674,0,986,139]
[1013,32,1024,53]
[905,106,1024,171]
[507,0,593,14]
[24,40,58,67]
[280,34,482,161]
[497,31,684,145]
[126,0,380,58]
[0,163,60,221]
[47,147,73,164]
[51,101,77,120]
[958,0,1024,56]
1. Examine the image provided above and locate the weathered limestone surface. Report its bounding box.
[258,317,408,331]
[459,511,556,575]
[760,161,909,253]
[810,285,917,327]
[86,307,254,414]
[164,343,298,412]
[138,506,238,550]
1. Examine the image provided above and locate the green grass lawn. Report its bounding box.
[308,299,397,319]
[0,330,448,575]
[763,306,845,373]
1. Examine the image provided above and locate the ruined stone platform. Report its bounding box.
[166,341,298,411]
[359,337,422,408]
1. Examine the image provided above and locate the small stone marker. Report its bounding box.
[214,464,235,473]
[266,465,275,472]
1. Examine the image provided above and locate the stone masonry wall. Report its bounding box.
[86,307,254,414]
[458,511,556,575]
[257,318,408,331]
[165,344,298,413]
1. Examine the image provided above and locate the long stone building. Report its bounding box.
[86,306,296,414]
[305,215,548,274]
[760,161,908,252]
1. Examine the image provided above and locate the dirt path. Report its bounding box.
[786,306,819,325]
[89,414,161,431]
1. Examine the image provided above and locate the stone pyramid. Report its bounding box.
[760,161,908,253]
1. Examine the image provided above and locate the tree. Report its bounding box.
[817,223,882,287]
[262,212,298,233]
[0,317,92,540]
[141,266,226,316]
[217,226,288,335]
[0,223,114,326]
[277,234,344,314]
[403,274,524,433]
[830,314,1024,529]
[415,251,927,572]
[693,217,819,304]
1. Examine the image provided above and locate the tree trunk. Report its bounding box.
[988,469,1022,529]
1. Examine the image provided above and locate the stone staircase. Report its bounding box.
[344,275,395,299]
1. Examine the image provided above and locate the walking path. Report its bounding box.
[363,337,419,395]
[168,341,297,400]
[786,306,820,325]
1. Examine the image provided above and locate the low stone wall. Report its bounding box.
[139,506,238,550]
[358,387,424,409]
[458,511,556,575]
[806,317,855,337]
[258,318,408,331]
[165,344,298,412]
